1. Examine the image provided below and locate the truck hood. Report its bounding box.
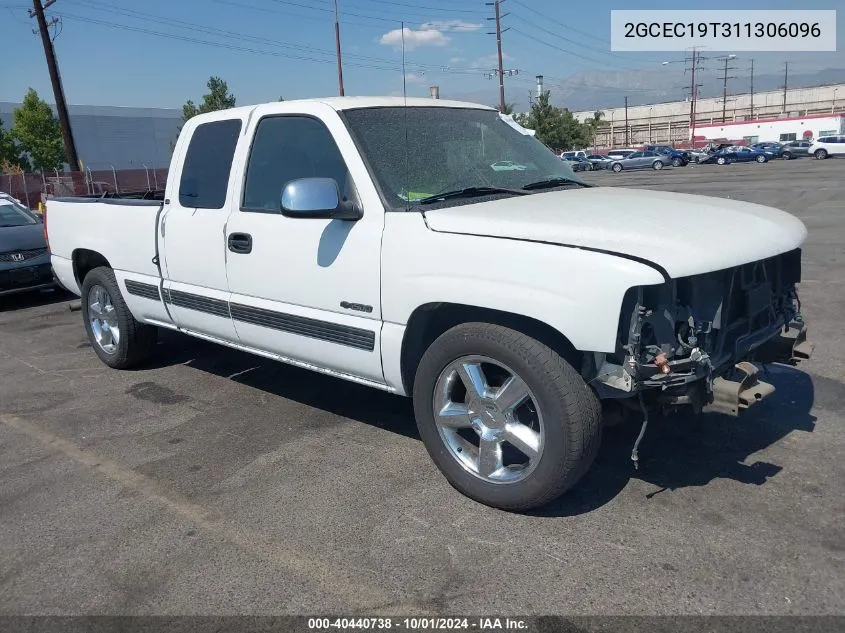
[0,223,46,253]
[423,187,807,279]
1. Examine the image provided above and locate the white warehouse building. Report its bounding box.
[694,113,845,144]
[573,83,845,148]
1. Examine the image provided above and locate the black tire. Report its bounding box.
[815,149,828,159]
[412,323,602,512]
[80,266,157,369]
[652,161,664,170]
[611,163,623,172]
[782,152,792,160]
[671,157,682,167]
[716,156,727,165]
[756,154,767,163]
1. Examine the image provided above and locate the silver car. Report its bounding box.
[607,150,671,172]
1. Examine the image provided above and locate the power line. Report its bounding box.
[341,0,479,15]
[509,0,665,63]
[62,0,483,75]
[508,26,638,70]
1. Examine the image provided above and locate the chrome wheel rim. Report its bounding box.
[432,355,544,484]
[88,284,120,354]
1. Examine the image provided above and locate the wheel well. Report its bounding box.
[400,303,582,395]
[72,249,111,288]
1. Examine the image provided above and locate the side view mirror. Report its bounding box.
[280,177,361,220]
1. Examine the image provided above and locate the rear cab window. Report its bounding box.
[178,119,242,208]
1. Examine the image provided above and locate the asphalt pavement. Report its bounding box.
[1,157,843,616]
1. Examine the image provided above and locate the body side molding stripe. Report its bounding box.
[125,280,161,302]
[160,287,376,351]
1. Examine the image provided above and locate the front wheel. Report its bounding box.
[612,163,623,172]
[756,154,767,163]
[652,161,664,170]
[782,152,792,160]
[815,149,828,159]
[671,157,682,167]
[716,156,727,165]
[412,323,602,512]
[80,267,157,369]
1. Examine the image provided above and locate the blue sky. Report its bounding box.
[1,0,843,109]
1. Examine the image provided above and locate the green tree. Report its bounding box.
[182,76,236,123]
[0,118,29,171]
[11,89,65,172]
[520,92,602,151]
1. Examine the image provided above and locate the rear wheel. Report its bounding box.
[612,163,623,172]
[815,149,828,159]
[412,323,602,511]
[652,161,664,170]
[80,267,157,369]
[782,152,792,160]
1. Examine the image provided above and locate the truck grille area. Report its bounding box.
[617,248,803,382]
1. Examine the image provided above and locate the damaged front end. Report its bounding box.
[589,248,813,418]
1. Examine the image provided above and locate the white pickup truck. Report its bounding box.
[46,97,812,511]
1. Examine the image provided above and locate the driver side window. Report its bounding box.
[241,115,357,213]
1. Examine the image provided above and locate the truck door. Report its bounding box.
[159,117,241,341]
[223,107,385,385]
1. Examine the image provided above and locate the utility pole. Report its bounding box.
[782,61,790,113]
[332,0,344,96]
[487,0,508,112]
[30,0,79,170]
[689,47,698,145]
[749,58,755,120]
[718,55,737,122]
[624,96,629,146]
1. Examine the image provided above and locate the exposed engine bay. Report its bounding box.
[588,248,813,418]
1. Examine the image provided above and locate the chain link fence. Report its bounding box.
[1,165,168,210]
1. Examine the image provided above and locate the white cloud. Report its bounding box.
[420,20,482,32]
[379,27,450,50]
[405,72,426,84]
[449,56,466,64]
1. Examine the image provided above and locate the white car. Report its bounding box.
[560,150,587,160]
[808,135,845,159]
[44,97,813,511]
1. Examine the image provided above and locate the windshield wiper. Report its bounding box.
[522,177,588,191]
[417,186,527,205]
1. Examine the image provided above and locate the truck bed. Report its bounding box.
[47,196,164,294]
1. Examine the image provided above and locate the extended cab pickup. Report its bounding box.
[46,97,813,511]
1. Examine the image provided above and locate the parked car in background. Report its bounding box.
[561,155,590,172]
[644,145,689,167]
[1,195,55,297]
[560,150,587,160]
[750,142,783,159]
[691,143,732,163]
[808,135,845,159]
[779,140,812,160]
[606,148,637,159]
[701,146,769,165]
[585,154,613,170]
[607,150,672,172]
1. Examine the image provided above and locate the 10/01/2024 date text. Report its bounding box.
[307,618,529,630]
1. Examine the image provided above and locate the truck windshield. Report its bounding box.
[0,199,38,227]
[341,106,584,210]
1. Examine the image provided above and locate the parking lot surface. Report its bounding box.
[1,158,843,615]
